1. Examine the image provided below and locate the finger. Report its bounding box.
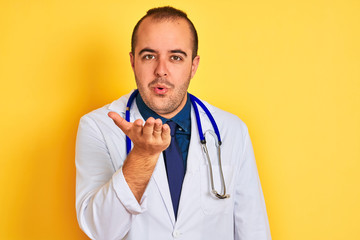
[143,117,155,137]
[108,112,132,133]
[153,119,162,137]
[133,119,144,135]
[161,123,171,143]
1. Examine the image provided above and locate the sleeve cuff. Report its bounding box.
[111,167,148,215]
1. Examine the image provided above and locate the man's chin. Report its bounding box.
[151,105,172,115]
[153,93,167,98]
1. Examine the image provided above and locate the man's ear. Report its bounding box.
[190,55,200,79]
[129,52,135,71]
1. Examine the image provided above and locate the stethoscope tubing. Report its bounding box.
[188,93,222,145]
[124,89,229,199]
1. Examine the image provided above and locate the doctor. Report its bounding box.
[76,6,271,240]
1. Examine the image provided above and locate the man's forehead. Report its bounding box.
[139,16,188,28]
[135,17,193,52]
[137,17,192,39]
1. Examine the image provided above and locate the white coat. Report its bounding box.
[76,91,271,240]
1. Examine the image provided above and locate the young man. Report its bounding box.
[76,6,271,240]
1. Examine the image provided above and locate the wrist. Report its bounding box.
[130,146,162,159]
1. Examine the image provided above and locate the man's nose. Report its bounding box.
[154,58,168,77]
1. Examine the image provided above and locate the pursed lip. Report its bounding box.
[151,84,170,95]
[150,83,172,95]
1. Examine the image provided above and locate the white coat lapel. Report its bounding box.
[152,153,176,225]
[150,106,213,224]
[176,107,213,220]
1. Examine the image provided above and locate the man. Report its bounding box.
[76,6,271,240]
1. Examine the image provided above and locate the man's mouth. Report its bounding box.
[149,78,174,95]
[153,86,169,95]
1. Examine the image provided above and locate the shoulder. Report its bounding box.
[194,97,251,165]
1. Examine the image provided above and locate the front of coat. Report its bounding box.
[76,91,271,240]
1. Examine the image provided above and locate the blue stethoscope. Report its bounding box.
[125,89,230,199]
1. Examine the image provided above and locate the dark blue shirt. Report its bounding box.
[136,93,191,169]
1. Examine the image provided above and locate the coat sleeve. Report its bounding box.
[75,115,147,240]
[233,128,271,240]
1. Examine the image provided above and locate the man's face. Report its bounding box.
[130,17,200,119]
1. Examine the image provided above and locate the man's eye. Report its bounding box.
[143,55,155,60]
[171,56,182,61]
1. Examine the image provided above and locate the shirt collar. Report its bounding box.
[136,92,191,133]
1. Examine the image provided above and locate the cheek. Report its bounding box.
[170,64,192,77]
[134,63,155,81]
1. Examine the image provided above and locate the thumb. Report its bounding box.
[108,111,132,134]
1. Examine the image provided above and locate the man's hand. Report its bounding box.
[108,111,171,202]
[108,112,171,156]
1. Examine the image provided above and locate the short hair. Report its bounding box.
[131,6,199,59]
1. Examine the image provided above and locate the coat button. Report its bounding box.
[172,230,181,238]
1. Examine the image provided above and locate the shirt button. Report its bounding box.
[172,230,181,238]
[178,127,183,131]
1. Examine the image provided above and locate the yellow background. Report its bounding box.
[1,0,359,239]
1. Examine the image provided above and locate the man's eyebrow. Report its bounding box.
[138,48,188,57]
[170,49,187,57]
[138,48,156,56]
